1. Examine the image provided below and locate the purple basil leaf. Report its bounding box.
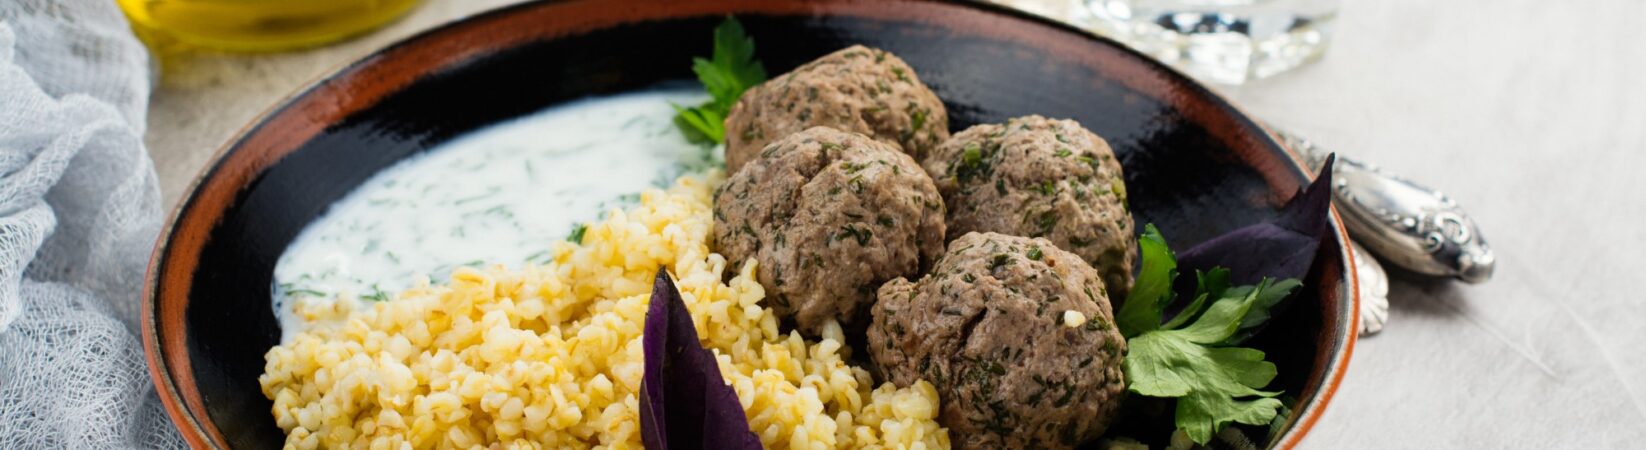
[1170,155,1336,341]
[639,269,762,450]
[1177,154,1335,284]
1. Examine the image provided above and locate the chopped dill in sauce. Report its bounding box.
[272,88,717,341]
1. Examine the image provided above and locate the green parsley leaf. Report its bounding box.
[1116,225,1304,445]
[1224,278,1301,345]
[674,17,767,145]
[1198,267,1233,303]
[1117,224,1176,337]
[1160,268,1229,330]
[1124,285,1283,444]
[1267,395,1296,439]
[1170,281,1269,345]
[698,17,766,110]
[672,103,725,144]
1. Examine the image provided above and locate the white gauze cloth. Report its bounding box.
[0,0,184,448]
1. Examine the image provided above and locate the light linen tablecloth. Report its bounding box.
[145,0,1646,447]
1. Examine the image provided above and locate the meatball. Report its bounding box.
[867,232,1126,450]
[922,115,1137,298]
[714,127,946,335]
[723,45,950,173]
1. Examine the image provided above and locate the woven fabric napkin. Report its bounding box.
[0,0,183,447]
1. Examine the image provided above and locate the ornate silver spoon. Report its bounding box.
[1272,130,1494,335]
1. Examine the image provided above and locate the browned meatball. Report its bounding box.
[867,232,1126,450]
[714,127,946,335]
[723,45,950,173]
[922,115,1137,298]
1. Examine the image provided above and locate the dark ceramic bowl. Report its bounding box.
[143,0,1358,448]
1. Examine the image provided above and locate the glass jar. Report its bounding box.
[117,0,424,52]
[1078,0,1342,84]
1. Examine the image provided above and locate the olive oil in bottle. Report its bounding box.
[117,0,423,52]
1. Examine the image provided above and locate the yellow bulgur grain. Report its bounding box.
[1062,310,1087,328]
[260,173,950,450]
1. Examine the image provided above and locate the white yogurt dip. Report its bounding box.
[272,88,715,340]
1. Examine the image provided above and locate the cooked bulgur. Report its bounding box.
[260,173,949,449]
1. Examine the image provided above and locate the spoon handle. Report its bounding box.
[1273,129,1496,284]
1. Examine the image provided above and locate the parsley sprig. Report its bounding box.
[1118,224,1301,444]
[674,17,767,144]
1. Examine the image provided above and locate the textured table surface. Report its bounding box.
[145,0,1646,447]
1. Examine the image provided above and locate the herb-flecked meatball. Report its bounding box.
[723,45,950,173]
[714,127,946,335]
[922,115,1137,298]
[867,232,1126,450]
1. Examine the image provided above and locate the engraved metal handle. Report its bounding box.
[1274,130,1496,284]
[1271,129,1495,336]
